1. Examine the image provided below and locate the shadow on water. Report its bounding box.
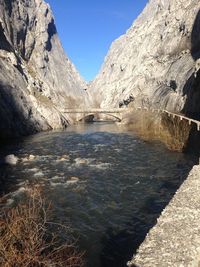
[99,160,197,267]
[100,217,154,267]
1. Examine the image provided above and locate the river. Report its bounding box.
[0,122,197,267]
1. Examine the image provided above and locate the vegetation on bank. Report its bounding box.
[123,110,192,152]
[0,187,84,267]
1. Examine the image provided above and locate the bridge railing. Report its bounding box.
[62,107,200,131]
[136,106,200,131]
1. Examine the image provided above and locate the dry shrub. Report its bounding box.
[160,113,192,151]
[122,110,192,151]
[0,187,84,267]
[122,110,162,140]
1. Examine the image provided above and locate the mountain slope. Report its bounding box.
[0,0,89,139]
[90,0,200,118]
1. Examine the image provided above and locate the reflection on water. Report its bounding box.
[0,122,197,267]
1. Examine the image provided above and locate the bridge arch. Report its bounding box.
[79,112,122,122]
[104,113,122,122]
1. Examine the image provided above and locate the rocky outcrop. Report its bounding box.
[0,0,89,140]
[90,0,200,119]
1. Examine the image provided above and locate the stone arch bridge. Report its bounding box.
[63,108,125,122]
[62,107,200,131]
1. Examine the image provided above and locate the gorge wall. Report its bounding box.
[90,0,200,120]
[1,0,200,140]
[0,0,90,140]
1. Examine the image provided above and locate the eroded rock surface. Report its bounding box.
[0,0,90,139]
[90,0,200,118]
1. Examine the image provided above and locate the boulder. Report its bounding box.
[4,154,19,165]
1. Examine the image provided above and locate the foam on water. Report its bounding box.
[0,123,197,267]
[33,171,45,177]
[89,162,112,170]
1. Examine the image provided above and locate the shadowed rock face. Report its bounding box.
[182,10,200,119]
[90,0,200,115]
[0,0,90,140]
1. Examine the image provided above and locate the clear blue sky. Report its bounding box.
[45,0,148,81]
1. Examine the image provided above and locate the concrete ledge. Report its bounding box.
[128,164,200,267]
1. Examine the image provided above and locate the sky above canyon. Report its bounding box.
[46,0,148,81]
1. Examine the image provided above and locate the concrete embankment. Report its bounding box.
[128,164,200,267]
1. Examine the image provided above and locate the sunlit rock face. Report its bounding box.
[90,0,200,118]
[0,0,90,139]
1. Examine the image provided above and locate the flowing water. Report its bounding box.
[0,122,197,267]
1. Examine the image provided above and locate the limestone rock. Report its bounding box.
[0,0,90,140]
[90,0,200,119]
[4,154,19,165]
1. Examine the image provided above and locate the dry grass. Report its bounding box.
[122,110,192,151]
[122,110,162,140]
[160,113,192,151]
[0,187,84,267]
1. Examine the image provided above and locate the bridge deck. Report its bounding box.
[62,107,200,131]
[63,108,126,114]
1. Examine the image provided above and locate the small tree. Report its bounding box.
[0,187,84,267]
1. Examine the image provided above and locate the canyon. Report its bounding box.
[0,0,90,140]
[0,0,200,139]
[90,0,200,118]
[0,1,200,266]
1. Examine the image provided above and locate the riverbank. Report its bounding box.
[120,109,193,152]
[0,122,196,267]
[128,163,200,267]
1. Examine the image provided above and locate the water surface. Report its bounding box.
[0,123,196,267]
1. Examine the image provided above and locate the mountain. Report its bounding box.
[0,0,90,140]
[90,0,200,119]
[1,0,200,140]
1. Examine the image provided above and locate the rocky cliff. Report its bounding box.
[0,0,89,140]
[90,0,200,119]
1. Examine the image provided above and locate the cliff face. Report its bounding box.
[90,0,200,118]
[0,0,89,139]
